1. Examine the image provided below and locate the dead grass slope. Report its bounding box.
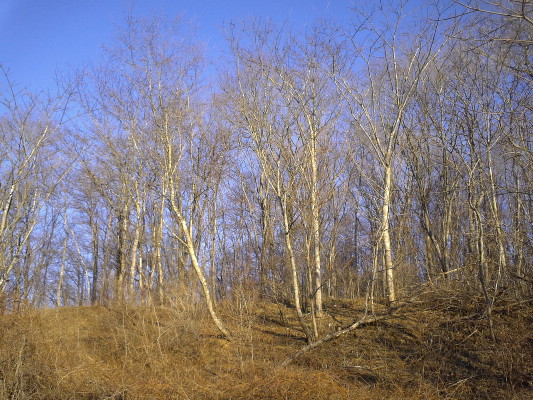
[0,290,531,400]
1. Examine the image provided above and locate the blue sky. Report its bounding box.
[0,0,355,93]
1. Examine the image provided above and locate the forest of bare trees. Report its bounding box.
[0,0,531,344]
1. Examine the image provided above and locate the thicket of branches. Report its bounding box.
[0,1,531,340]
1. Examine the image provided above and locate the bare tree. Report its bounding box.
[71,16,234,336]
[0,69,69,302]
[334,1,451,304]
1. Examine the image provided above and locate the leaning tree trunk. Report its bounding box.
[169,184,232,341]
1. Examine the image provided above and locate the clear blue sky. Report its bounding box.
[0,0,355,93]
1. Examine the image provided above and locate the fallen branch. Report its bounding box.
[280,298,416,366]
[280,313,388,366]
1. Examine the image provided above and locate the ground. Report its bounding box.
[0,288,531,399]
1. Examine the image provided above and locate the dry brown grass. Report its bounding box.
[0,289,531,399]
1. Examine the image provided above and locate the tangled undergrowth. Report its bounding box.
[0,288,531,399]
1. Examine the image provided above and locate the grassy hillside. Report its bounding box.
[0,289,531,400]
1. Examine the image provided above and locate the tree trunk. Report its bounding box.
[90,214,99,305]
[310,138,323,317]
[56,233,68,307]
[179,214,233,340]
[115,208,128,302]
[280,195,314,343]
[169,182,232,340]
[382,163,396,304]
